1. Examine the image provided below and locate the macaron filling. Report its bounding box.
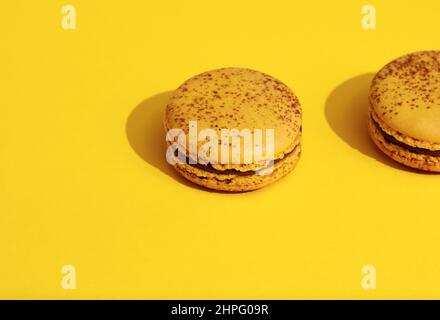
[187,143,300,176]
[372,117,440,157]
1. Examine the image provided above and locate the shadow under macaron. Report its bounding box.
[325,73,430,173]
[126,91,201,190]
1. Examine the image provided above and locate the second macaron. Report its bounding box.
[369,51,440,172]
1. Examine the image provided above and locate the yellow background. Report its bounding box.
[1,0,440,299]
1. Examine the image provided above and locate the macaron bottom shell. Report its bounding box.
[172,143,301,192]
[368,117,440,172]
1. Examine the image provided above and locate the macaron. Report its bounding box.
[164,68,302,191]
[369,51,440,172]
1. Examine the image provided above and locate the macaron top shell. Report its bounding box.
[165,68,301,171]
[370,51,440,148]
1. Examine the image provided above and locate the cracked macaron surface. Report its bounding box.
[369,51,440,171]
[165,67,302,191]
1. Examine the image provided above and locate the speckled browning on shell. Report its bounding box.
[370,51,440,148]
[165,68,302,168]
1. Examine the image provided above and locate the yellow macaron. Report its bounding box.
[369,51,440,172]
[164,67,302,191]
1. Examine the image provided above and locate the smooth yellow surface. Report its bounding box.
[2,0,440,299]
